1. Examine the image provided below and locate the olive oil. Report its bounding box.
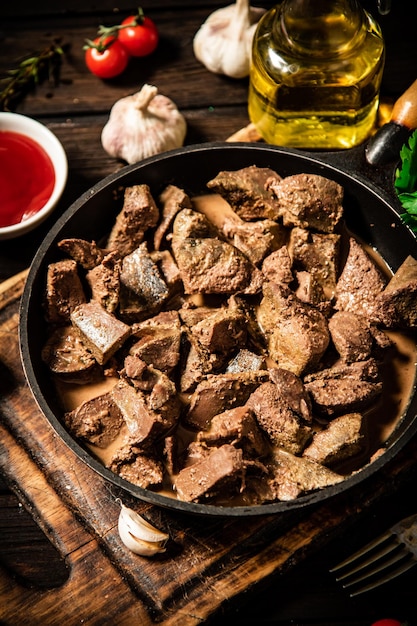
[248,0,385,149]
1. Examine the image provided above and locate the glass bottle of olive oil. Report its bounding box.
[248,0,385,149]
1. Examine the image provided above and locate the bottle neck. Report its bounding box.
[275,0,366,56]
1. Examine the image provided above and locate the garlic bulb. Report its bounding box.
[193,0,266,79]
[101,84,187,165]
[118,502,169,556]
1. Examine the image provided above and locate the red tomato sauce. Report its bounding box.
[0,130,55,228]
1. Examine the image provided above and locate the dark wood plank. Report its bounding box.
[1,273,417,624]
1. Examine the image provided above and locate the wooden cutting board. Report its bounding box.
[1,270,417,626]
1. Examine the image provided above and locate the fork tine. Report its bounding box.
[329,530,392,573]
[333,540,404,581]
[345,558,417,597]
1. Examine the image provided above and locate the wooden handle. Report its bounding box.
[391,79,417,130]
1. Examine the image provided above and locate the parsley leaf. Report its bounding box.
[395,129,417,234]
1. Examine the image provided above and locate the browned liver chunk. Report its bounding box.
[373,255,417,329]
[288,227,341,297]
[264,448,344,501]
[106,184,159,256]
[206,165,282,221]
[328,310,373,362]
[71,301,131,365]
[174,444,245,503]
[64,391,124,448]
[58,238,104,269]
[246,378,312,455]
[41,325,98,383]
[44,259,86,324]
[257,282,330,376]
[172,214,263,295]
[111,378,178,446]
[335,237,387,318]
[303,412,366,466]
[154,184,192,251]
[185,371,268,430]
[222,217,287,266]
[120,242,169,310]
[108,442,164,489]
[197,405,270,458]
[86,251,121,313]
[268,173,344,233]
[304,359,383,418]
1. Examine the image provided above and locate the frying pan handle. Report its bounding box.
[366,79,417,166]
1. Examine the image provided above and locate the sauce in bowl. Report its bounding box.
[0,130,55,228]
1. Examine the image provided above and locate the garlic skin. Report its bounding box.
[193,0,266,79]
[101,84,187,165]
[118,502,169,557]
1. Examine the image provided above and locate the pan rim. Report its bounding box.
[19,141,417,517]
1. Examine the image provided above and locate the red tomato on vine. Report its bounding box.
[118,12,159,57]
[84,35,129,79]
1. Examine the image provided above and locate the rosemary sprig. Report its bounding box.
[0,42,65,112]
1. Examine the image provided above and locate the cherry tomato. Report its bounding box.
[85,36,129,79]
[118,14,159,57]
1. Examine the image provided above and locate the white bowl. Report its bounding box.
[0,112,68,240]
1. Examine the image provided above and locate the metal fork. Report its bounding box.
[330,512,417,596]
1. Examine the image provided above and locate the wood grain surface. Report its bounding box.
[1,2,417,624]
[0,272,417,625]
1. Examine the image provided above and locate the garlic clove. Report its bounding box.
[101,84,187,165]
[118,502,169,556]
[193,0,266,79]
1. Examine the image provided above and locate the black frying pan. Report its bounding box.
[19,89,417,517]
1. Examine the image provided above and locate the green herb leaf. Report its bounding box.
[395,128,417,234]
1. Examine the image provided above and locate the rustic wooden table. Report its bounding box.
[1,2,417,625]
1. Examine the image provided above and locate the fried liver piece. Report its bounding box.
[64,390,124,448]
[257,282,330,376]
[108,442,164,489]
[153,184,192,251]
[41,325,99,383]
[263,448,344,501]
[328,310,373,363]
[197,405,270,458]
[246,373,312,455]
[372,255,417,329]
[44,259,86,325]
[268,173,344,233]
[71,301,131,365]
[206,165,282,221]
[335,237,387,317]
[222,217,287,266]
[171,210,263,296]
[120,242,169,310]
[86,250,121,313]
[288,227,341,297]
[129,310,182,374]
[106,184,159,256]
[303,412,366,466]
[304,359,383,418]
[262,246,294,286]
[111,377,179,447]
[185,371,268,430]
[190,307,247,355]
[58,238,105,270]
[174,444,246,503]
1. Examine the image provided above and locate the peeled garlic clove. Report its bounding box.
[193,0,266,79]
[118,503,169,556]
[101,84,187,165]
